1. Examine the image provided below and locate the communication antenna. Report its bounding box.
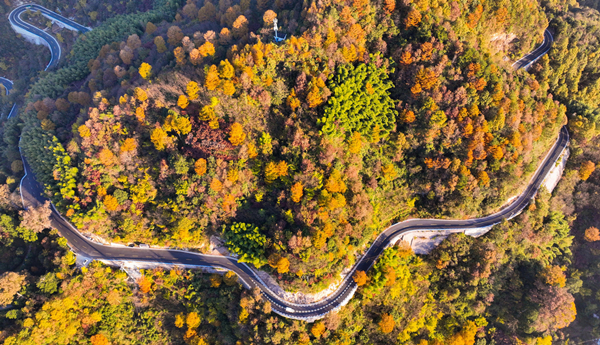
[273,18,286,42]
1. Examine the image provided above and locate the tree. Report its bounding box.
[121,138,137,153]
[232,15,248,38]
[154,36,167,53]
[139,62,152,79]
[263,10,277,24]
[99,148,115,167]
[579,160,596,180]
[228,123,246,146]
[540,265,566,287]
[198,41,215,57]
[187,81,200,100]
[353,270,368,286]
[584,227,600,242]
[379,313,395,333]
[146,22,157,35]
[205,65,221,91]
[90,334,109,345]
[167,25,184,45]
[210,178,223,192]
[19,200,52,234]
[186,312,201,329]
[103,195,119,211]
[404,8,421,28]
[0,272,26,307]
[311,322,326,338]
[383,0,395,14]
[178,95,189,109]
[198,1,217,22]
[174,47,186,65]
[138,275,152,293]
[320,63,397,139]
[151,126,172,151]
[120,46,134,65]
[223,223,267,267]
[223,271,238,285]
[134,87,148,102]
[219,60,235,79]
[210,274,222,287]
[195,158,207,176]
[291,182,303,203]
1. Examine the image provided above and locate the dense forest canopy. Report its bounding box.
[1,0,600,343]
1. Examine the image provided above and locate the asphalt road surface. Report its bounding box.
[7,10,564,320]
[9,4,90,71]
[513,29,553,70]
[0,77,18,119]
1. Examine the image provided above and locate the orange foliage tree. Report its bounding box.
[378,313,395,333]
[353,270,367,286]
[579,160,596,180]
[584,227,600,242]
[291,182,304,203]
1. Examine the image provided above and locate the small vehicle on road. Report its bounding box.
[285,307,295,313]
[139,244,150,248]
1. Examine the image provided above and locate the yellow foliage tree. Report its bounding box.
[150,126,171,151]
[348,132,363,154]
[219,59,235,79]
[221,80,236,96]
[382,163,397,181]
[198,41,215,57]
[579,160,596,180]
[177,95,189,109]
[265,162,279,183]
[229,123,246,146]
[187,81,200,100]
[291,182,303,203]
[121,138,137,153]
[247,142,258,158]
[186,312,201,329]
[276,161,289,177]
[139,62,152,79]
[134,87,147,102]
[174,313,185,328]
[325,169,347,193]
[78,124,91,138]
[311,322,326,338]
[103,195,119,211]
[205,65,221,91]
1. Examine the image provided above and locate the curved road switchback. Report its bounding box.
[513,29,553,70]
[8,10,564,320]
[9,4,90,71]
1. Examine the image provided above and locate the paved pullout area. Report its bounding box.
[5,5,561,321]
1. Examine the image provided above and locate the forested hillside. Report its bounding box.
[1,0,600,343]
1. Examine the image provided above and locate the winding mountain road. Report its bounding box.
[0,77,18,119]
[512,29,553,70]
[6,6,561,321]
[8,4,90,71]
